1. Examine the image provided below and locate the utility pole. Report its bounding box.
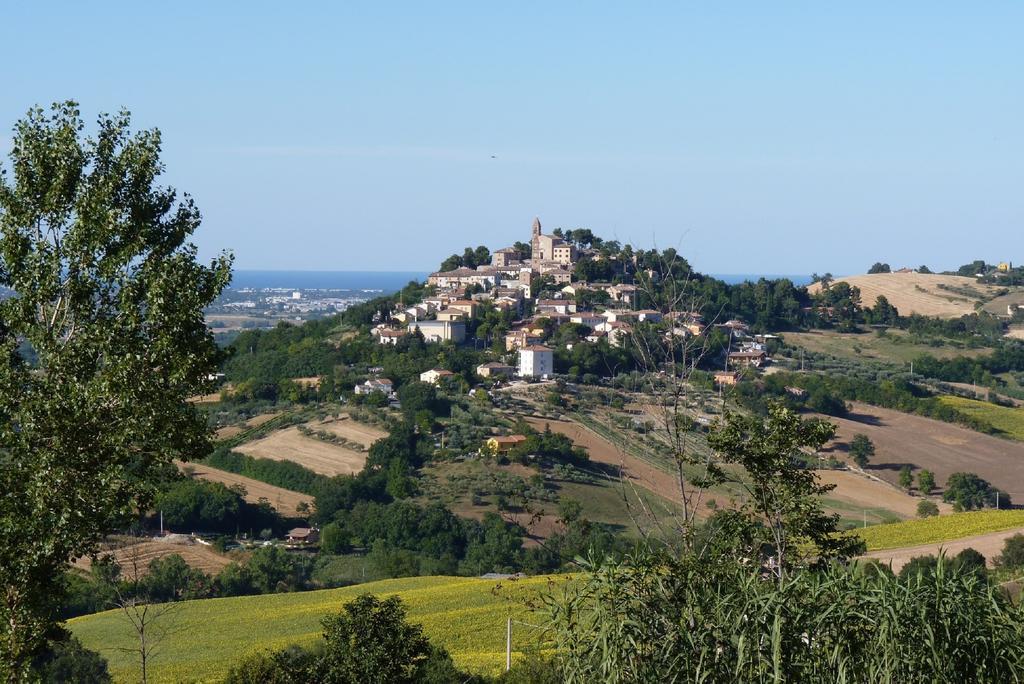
[506,617,512,672]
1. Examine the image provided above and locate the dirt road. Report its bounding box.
[862,527,1024,572]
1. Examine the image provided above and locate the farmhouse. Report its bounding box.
[420,368,455,384]
[714,370,739,386]
[485,434,528,454]
[376,328,407,345]
[286,527,320,544]
[354,377,395,398]
[728,350,767,368]
[476,362,516,378]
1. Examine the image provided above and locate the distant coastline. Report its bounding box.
[230,269,813,292]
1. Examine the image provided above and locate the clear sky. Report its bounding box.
[1,2,1021,275]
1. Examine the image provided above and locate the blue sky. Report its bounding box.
[1,3,1021,275]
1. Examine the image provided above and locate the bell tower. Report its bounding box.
[530,217,542,261]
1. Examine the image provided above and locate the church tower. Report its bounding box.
[530,217,542,262]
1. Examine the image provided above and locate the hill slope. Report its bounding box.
[807,273,1005,318]
[69,575,553,682]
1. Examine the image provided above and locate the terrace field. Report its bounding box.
[70,575,554,683]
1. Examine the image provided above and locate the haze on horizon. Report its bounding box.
[1,3,1020,277]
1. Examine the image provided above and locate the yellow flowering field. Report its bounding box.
[69,575,557,683]
[854,509,1024,551]
[938,395,1024,441]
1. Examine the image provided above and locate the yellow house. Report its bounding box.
[998,262,1012,272]
[485,435,528,454]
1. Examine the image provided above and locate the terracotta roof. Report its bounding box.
[521,344,553,352]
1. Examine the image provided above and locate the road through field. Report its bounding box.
[862,527,1024,572]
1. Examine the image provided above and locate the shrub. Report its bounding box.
[917,500,939,518]
[997,534,1024,570]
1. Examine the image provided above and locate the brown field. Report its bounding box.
[525,417,682,503]
[178,462,312,514]
[74,538,235,577]
[815,469,945,519]
[862,526,1024,572]
[312,415,388,447]
[236,426,367,476]
[821,402,1024,501]
[807,273,1006,318]
[215,411,282,440]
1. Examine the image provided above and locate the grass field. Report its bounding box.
[69,575,554,683]
[236,425,367,476]
[784,329,990,365]
[854,510,1024,551]
[938,395,1024,441]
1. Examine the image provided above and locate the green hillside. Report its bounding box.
[69,575,554,683]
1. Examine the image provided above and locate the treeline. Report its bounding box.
[734,372,999,434]
[201,448,328,496]
[62,545,324,620]
[912,341,1024,387]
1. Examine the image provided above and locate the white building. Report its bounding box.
[409,320,466,344]
[419,368,455,384]
[354,378,395,398]
[518,344,554,379]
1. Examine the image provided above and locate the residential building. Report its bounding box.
[570,312,604,328]
[354,377,395,398]
[518,344,554,378]
[485,435,528,454]
[505,329,544,351]
[409,319,466,343]
[476,362,517,378]
[728,350,767,368]
[714,371,739,386]
[435,309,467,322]
[376,328,407,345]
[420,368,455,384]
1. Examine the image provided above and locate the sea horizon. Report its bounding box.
[230,269,814,291]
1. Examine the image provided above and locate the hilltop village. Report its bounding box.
[366,217,765,392]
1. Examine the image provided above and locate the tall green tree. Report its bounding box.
[849,433,875,468]
[0,102,231,678]
[708,403,864,581]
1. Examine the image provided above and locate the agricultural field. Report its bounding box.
[525,416,683,503]
[310,414,388,448]
[73,536,237,578]
[807,272,1010,318]
[815,469,932,521]
[938,395,1024,441]
[236,425,367,476]
[782,329,991,365]
[854,510,1024,572]
[69,575,556,683]
[821,402,1024,502]
[178,461,312,515]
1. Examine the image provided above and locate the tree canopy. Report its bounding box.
[0,102,231,676]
